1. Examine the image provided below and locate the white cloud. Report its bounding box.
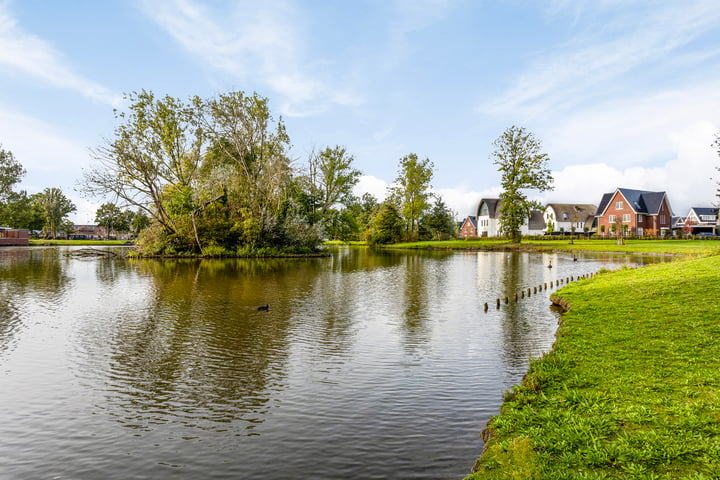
[433,185,502,219]
[139,0,362,116]
[543,121,719,215]
[353,175,389,201]
[482,1,720,118]
[0,2,120,105]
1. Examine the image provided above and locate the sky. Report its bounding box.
[2,0,720,224]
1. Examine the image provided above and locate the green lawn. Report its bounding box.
[467,254,720,479]
[29,239,130,246]
[385,238,720,256]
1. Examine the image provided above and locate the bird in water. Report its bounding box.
[573,255,578,262]
[547,260,552,269]
[257,304,269,311]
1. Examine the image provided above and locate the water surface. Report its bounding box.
[0,246,666,479]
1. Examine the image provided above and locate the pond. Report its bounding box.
[0,246,668,479]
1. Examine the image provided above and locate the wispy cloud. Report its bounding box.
[0,2,120,105]
[139,0,363,117]
[481,1,720,117]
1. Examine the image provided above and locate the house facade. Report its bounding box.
[69,225,108,240]
[459,216,478,238]
[682,207,718,235]
[0,226,29,246]
[595,188,673,237]
[543,203,597,234]
[475,198,546,237]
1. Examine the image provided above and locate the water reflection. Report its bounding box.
[0,247,74,357]
[0,246,673,480]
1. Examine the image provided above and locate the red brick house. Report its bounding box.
[0,226,29,246]
[595,188,673,237]
[459,216,478,238]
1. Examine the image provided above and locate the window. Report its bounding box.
[562,213,568,220]
[660,214,666,224]
[609,215,616,223]
[623,214,631,223]
[615,201,624,209]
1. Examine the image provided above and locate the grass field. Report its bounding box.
[28,239,130,246]
[466,254,720,479]
[384,238,720,257]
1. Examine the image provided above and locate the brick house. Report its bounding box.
[459,215,478,238]
[0,226,29,246]
[595,188,673,237]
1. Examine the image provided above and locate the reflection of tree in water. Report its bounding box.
[398,254,435,352]
[97,258,324,435]
[497,253,542,374]
[0,249,73,355]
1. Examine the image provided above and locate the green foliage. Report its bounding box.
[470,436,539,479]
[35,187,76,238]
[492,126,553,243]
[0,190,43,230]
[305,145,361,230]
[390,153,434,241]
[0,145,25,204]
[95,202,132,237]
[420,196,456,240]
[84,89,332,256]
[368,202,404,245]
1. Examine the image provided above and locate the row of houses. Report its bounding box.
[460,187,718,238]
[0,225,117,246]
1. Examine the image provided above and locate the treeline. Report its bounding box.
[0,89,455,254]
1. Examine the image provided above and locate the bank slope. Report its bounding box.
[467,255,720,479]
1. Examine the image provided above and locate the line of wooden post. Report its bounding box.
[485,271,596,313]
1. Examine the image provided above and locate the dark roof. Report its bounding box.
[596,188,670,216]
[689,207,718,217]
[528,210,546,230]
[476,198,500,219]
[464,215,478,228]
[546,204,597,220]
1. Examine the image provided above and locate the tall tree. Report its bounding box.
[0,191,43,230]
[35,187,76,238]
[492,126,553,243]
[95,203,131,238]
[201,91,292,248]
[306,145,361,229]
[82,90,205,234]
[0,145,25,204]
[391,153,434,241]
[369,202,404,245]
[420,196,457,240]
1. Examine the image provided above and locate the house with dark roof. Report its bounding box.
[475,198,545,237]
[681,207,718,235]
[595,188,673,237]
[459,215,478,238]
[543,203,597,234]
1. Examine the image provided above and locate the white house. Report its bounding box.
[543,203,597,234]
[475,198,546,237]
[682,207,718,235]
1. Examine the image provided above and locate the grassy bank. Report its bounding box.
[29,239,131,246]
[466,254,720,479]
[387,238,720,256]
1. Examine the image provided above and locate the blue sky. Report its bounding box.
[2,0,720,223]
